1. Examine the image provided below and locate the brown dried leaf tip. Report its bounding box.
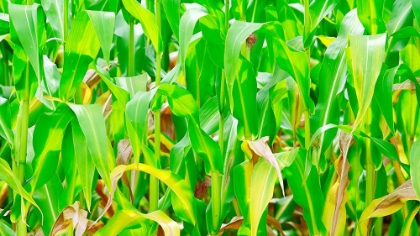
[246,33,257,49]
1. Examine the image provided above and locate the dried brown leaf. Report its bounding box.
[50,202,89,236]
[218,215,285,236]
[116,139,133,165]
[83,69,101,89]
[330,156,351,235]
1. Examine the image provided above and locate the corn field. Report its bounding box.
[0,0,420,235]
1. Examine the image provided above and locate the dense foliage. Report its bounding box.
[1,0,420,235]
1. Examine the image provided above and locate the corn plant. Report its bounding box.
[1,0,420,235]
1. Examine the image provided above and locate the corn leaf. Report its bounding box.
[348,34,386,131]
[33,176,62,236]
[111,163,196,224]
[68,104,113,197]
[0,158,40,217]
[122,0,162,52]
[40,0,64,39]
[9,3,45,81]
[249,149,299,236]
[357,0,386,34]
[0,97,13,146]
[31,106,72,191]
[313,9,364,158]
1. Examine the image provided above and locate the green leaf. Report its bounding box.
[122,0,162,52]
[0,97,13,146]
[157,84,223,174]
[313,9,364,156]
[387,0,412,35]
[357,0,386,34]
[348,34,386,131]
[43,55,61,98]
[31,106,72,191]
[179,7,207,75]
[224,21,263,112]
[97,206,181,235]
[85,10,115,64]
[0,158,41,217]
[200,14,225,68]
[126,91,157,160]
[162,0,181,39]
[375,66,397,133]
[9,3,45,81]
[265,22,314,113]
[410,139,420,199]
[60,10,115,100]
[33,176,63,236]
[232,57,258,139]
[95,66,130,104]
[115,74,148,98]
[369,136,398,161]
[284,150,326,235]
[304,0,339,46]
[95,209,145,235]
[68,104,113,196]
[412,0,420,30]
[40,0,64,39]
[71,121,95,210]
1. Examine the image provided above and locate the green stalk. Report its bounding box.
[128,16,135,77]
[365,108,375,206]
[14,60,31,236]
[212,3,229,233]
[64,0,69,45]
[303,0,311,150]
[150,0,162,215]
[211,170,222,235]
[304,110,311,148]
[16,218,27,236]
[303,0,311,40]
